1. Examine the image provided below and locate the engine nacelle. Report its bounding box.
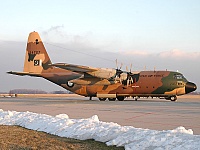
[87,68,116,79]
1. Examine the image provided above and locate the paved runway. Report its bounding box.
[0,95,200,134]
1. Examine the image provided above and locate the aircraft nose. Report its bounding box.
[185,82,197,94]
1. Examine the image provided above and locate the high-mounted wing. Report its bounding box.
[51,63,117,79]
[51,63,98,73]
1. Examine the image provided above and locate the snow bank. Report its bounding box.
[0,109,199,150]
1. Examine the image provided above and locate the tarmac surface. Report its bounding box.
[0,95,200,135]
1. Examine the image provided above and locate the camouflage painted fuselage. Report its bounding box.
[38,69,192,98]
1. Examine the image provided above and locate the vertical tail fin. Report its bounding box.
[23,31,52,73]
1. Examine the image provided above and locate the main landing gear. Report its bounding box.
[117,96,125,101]
[98,96,125,101]
[99,98,107,101]
[133,96,139,101]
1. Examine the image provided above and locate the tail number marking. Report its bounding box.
[29,51,40,54]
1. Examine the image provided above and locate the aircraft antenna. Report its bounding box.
[45,42,114,63]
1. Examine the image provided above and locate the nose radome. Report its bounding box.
[185,82,197,94]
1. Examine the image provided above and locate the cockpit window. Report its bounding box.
[173,73,188,82]
[174,74,183,80]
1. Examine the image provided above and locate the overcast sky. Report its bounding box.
[0,0,199,92]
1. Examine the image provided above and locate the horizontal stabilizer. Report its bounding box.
[7,71,41,77]
[51,63,98,73]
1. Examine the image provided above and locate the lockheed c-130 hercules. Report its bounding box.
[8,31,197,101]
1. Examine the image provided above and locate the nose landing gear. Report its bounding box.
[165,96,177,101]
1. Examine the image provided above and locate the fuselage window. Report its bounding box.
[177,81,183,86]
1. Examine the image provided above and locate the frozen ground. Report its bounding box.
[0,109,199,150]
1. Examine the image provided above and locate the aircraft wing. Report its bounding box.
[51,63,98,73]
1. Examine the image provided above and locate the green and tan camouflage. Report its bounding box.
[7,32,197,101]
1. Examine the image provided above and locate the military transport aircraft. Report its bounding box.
[8,31,197,101]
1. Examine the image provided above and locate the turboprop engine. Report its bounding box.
[69,69,129,85]
[86,68,117,79]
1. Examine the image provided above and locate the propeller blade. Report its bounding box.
[130,63,132,72]
[115,59,118,69]
[131,77,133,83]
[120,63,123,70]
[126,66,129,72]
[127,77,131,86]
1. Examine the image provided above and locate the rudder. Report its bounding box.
[23,31,52,73]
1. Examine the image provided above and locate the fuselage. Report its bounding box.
[40,68,197,101]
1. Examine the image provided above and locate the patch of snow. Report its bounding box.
[0,110,199,150]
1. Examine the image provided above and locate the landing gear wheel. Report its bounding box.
[99,98,107,101]
[117,96,125,101]
[135,96,139,101]
[170,96,177,101]
[108,98,116,101]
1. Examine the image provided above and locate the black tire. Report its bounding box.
[170,96,177,101]
[108,98,116,101]
[117,96,125,101]
[134,96,139,101]
[99,98,107,101]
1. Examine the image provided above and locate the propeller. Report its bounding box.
[126,64,133,86]
[115,59,123,83]
[115,59,134,86]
